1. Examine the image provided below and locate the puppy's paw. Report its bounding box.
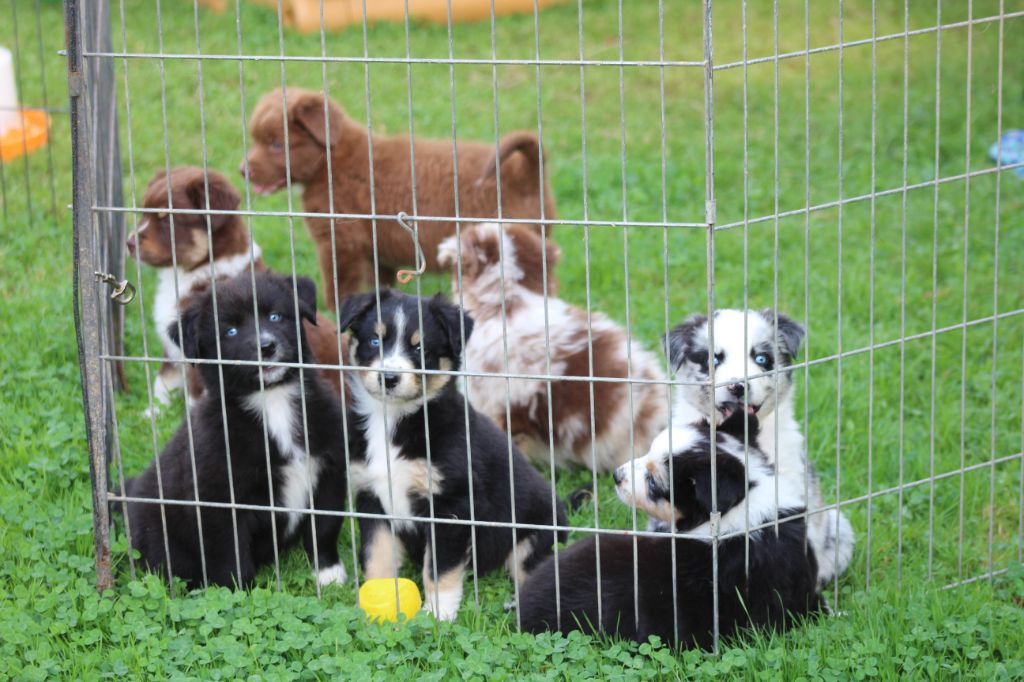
[316,563,348,587]
[422,589,462,622]
[814,508,855,587]
[436,235,458,267]
[152,375,177,405]
[645,517,671,533]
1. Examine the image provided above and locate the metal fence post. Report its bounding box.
[65,0,114,592]
[85,0,127,394]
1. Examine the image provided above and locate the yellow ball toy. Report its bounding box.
[358,578,422,623]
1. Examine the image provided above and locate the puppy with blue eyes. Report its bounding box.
[338,289,567,621]
[660,308,854,588]
[124,271,348,590]
[518,410,825,648]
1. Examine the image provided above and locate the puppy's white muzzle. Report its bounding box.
[613,456,653,510]
[362,356,419,402]
[257,331,289,384]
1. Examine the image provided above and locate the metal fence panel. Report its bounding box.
[52,0,1024,652]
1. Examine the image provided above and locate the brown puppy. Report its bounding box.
[241,87,558,309]
[438,223,667,473]
[127,166,348,410]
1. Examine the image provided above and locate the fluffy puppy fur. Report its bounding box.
[241,87,557,308]
[124,272,348,590]
[518,412,824,648]
[662,309,854,588]
[437,222,667,472]
[127,167,346,409]
[338,289,567,621]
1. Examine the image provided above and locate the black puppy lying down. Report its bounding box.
[124,271,347,589]
[518,412,824,648]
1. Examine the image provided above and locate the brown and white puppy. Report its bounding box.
[240,87,558,309]
[126,167,347,411]
[437,222,667,472]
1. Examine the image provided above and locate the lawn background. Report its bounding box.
[1,0,1023,678]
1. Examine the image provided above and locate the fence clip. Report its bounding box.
[94,271,136,305]
[395,211,426,284]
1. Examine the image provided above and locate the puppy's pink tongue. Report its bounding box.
[746,405,756,415]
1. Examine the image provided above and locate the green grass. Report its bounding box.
[2,0,1024,678]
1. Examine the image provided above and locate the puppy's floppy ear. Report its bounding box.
[691,455,747,517]
[436,231,482,282]
[282,274,318,325]
[429,294,474,360]
[184,171,241,230]
[662,313,707,373]
[508,224,559,271]
[761,309,805,360]
[436,235,459,269]
[149,168,168,188]
[290,90,344,148]
[167,296,206,360]
[337,290,387,332]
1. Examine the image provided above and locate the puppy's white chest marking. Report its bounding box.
[277,457,321,535]
[154,269,189,360]
[349,396,442,532]
[243,382,318,535]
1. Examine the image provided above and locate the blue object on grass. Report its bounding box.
[988,129,1024,178]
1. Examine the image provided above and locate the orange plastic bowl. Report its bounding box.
[1,109,49,162]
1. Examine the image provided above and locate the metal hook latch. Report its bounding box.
[94,271,136,305]
[395,211,427,285]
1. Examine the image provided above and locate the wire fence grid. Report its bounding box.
[46,0,1024,652]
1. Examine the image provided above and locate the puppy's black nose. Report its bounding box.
[729,382,746,398]
[383,373,400,390]
[260,339,277,357]
[613,468,624,485]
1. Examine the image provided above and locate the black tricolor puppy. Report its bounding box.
[338,289,567,621]
[518,411,823,648]
[124,271,348,590]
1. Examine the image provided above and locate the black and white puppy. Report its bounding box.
[518,411,824,648]
[124,271,348,590]
[662,309,854,588]
[338,289,567,621]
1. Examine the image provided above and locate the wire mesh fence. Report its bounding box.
[57,0,1024,651]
